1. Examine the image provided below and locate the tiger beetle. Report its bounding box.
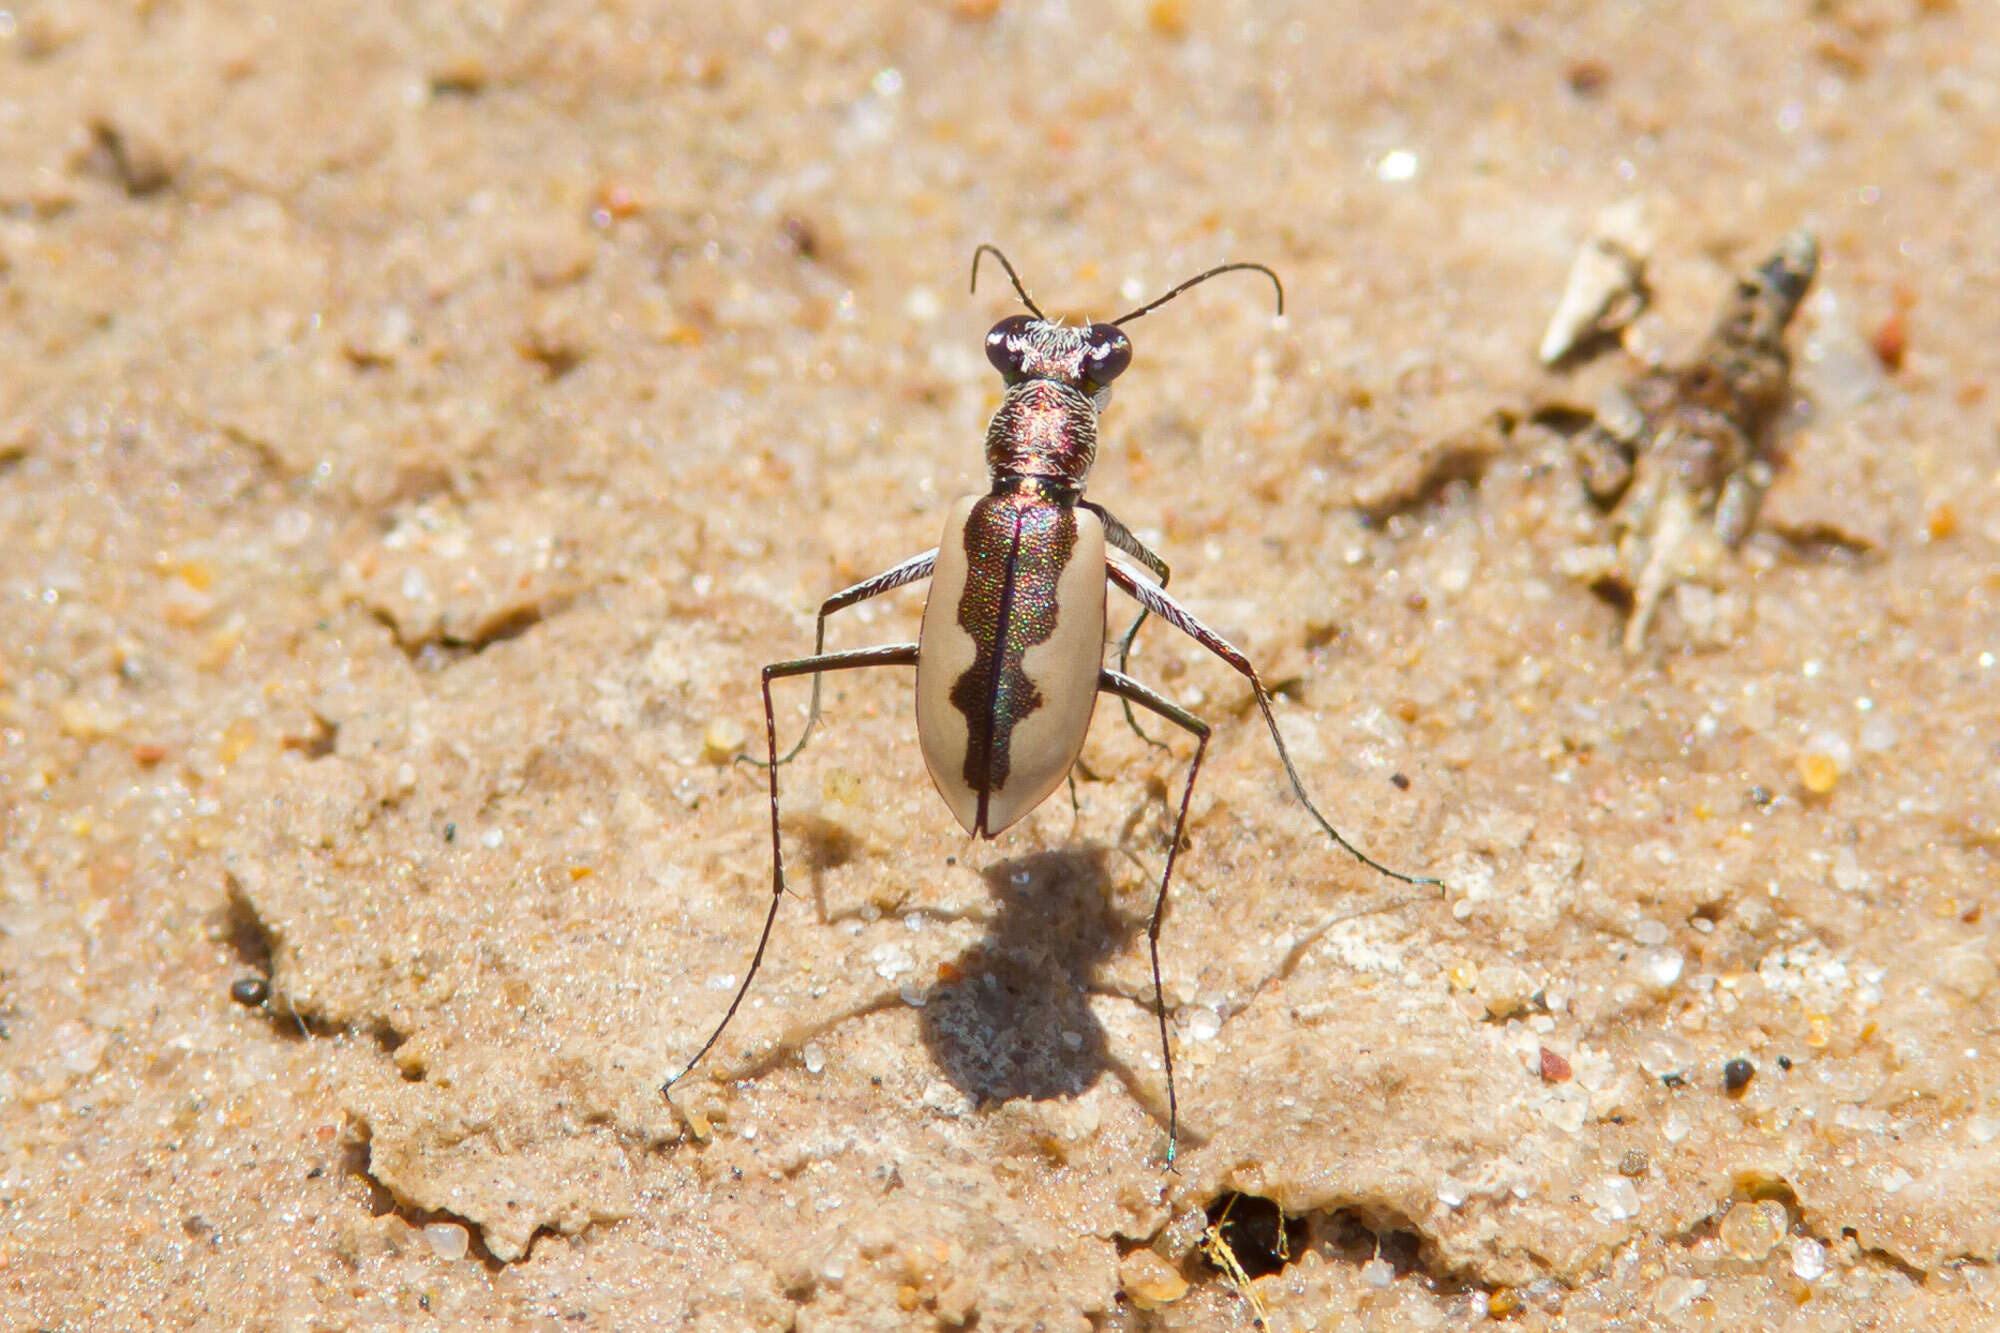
[667,245,1436,1164]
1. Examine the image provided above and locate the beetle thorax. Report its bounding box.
[985,380,1099,488]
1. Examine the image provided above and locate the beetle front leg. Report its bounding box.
[741,549,936,770]
[667,642,920,1092]
[1105,562,1436,888]
[1098,667,1211,1168]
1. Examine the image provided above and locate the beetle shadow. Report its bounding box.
[918,847,1144,1108]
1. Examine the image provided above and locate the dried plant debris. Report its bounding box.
[1570,230,1819,652]
[1539,198,1655,365]
[1201,1194,1278,1330]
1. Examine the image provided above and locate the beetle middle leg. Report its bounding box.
[1084,501,1174,750]
[1097,666,1210,1166]
[667,642,919,1091]
[1105,561,1436,889]
[740,549,936,770]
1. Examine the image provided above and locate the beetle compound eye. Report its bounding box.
[1084,324,1132,384]
[985,314,1035,375]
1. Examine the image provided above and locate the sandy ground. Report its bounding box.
[5,2,1999,1329]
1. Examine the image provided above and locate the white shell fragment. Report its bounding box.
[1539,198,1655,364]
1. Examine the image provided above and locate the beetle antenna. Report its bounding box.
[1112,261,1284,326]
[969,243,1046,321]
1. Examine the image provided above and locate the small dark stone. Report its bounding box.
[229,977,269,1007]
[1390,772,1411,791]
[444,822,457,843]
[1777,1055,1793,1071]
[1723,1057,1756,1095]
[781,215,821,260]
[1566,60,1612,96]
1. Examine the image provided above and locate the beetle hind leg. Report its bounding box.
[1097,667,1212,1167]
[1105,562,1437,890]
[666,643,919,1094]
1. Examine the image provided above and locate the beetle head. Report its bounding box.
[984,316,1132,410]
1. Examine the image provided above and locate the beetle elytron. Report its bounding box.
[668,246,1434,1162]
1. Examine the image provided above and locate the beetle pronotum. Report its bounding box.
[668,246,1435,1162]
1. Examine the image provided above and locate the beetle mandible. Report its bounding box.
[668,245,1436,1163]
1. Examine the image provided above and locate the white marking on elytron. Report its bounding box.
[985,508,1105,833]
[915,496,981,834]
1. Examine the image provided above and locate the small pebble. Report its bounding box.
[1360,1257,1395,1288]
[424,1222,470,1260]
[1119,1249,1189,1308]
[1723,1057,1756,1095]
[873,945,914,980]
[1791,1237,1828,1282]
[1717,1200,1787,1262]
[1858,714,1898,752]
[1638,1038,1688,1080]
[1795,751,1840,795]
[1831,847,1866,892]
[1376,148,1419,182]
[1638,947,1684,990]
[1478,962,1536,1019]
[1539,1047,1573,1082]
[701,718,746,764]
[802,1042,826,1075]
[1595,1176,1639,1220]
[1796,730,1852,796]
[55,1022,109,1076]
[272,508,314,547]
[229,977,269,1007]
[1653,1275,1706,1315]
[1544,1088,1589,1134]
[1870,306,1908,372]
